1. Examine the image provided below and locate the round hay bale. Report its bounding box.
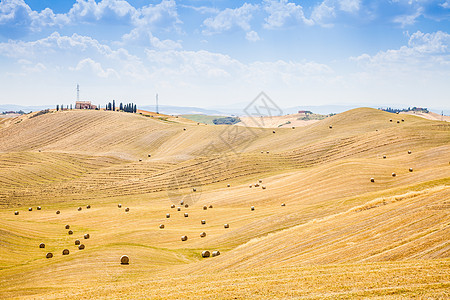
[224,224,229,228]
[272,130,275,133]
[370,178,375,183]
[402,119,405,122]
[292,126,295,129]
[262,185,266,189]
[200,232,206,238]
[389,119,392,122]
[251,206,255,211]
[227,184,230,187]
[177,207,181,211]
[86,205,91,209]
[56,210,60,214]
[180,200,184,205]
[209,205,213,208]
[75,239,80,245]
[409,168,413,172]
[39,243,45,248]
[125,207,130,212]
[28,207,32,211]
[159,224,165,229]
[14,211,19,215]
[281,203,286,207]
[212,250,220,257]
[118,204,122,208]
[46,252,53,259]
[193,188,197,192]
[249,185,252,188]
[139,159,142,162]
[171,204,175,208]
[329,125,333,129]
[65,225,70,229]
[258,179,263,183]
[261,151,264,153]
[78,244,85,250]
[203,205,207,210]
[148,154,151,157]
[62,249,69,255]
[255,183,260,187]
[166,213,170,218]
[183,128,186,131]
[68,230,73,235]
[201,250,210,258]
[120,255,129,265]
[397,120,400,123]
[184,213,189,217]
[266,151,269,154]
[37,206,41,210]
[181,235,188,241]
[184,204,189,208]
[201,220,206,225]
[84,233,90,239]
[77,207,82,211]
[383,155,386,159]
[408,150,412,154]
[392,172,396,177]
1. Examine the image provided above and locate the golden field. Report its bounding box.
[0,108,449,299]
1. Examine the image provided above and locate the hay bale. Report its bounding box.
[39,243,45,248]
[184,204,189,208]
[203,205,207,210]
[56,210,60,214]
[281,203,286,206]
[255,183,260,187]
[261,151,264,153]
[65,225,70,229]
[78,244,85,250]
[183,128,186,131]
[28,207,32,211]
[62,249,70,255]
[370,178,375,183]
[383,155,386,159]
[177,207,181,211]
[329,125,333,129]
[262,185,266,189]
[392,172,396,177]
[227,184,230,187]
[201,250,210,258]
[46,252,53,259]
[75,239,80,245]
[159,224,165,229]
[180,200,184,205]
[120,255,129,265]
[181,235,188,241]
[139,159,142,162]
[148,154,151,157]
[125,207,130,212]
[84,233,90,239]
[224,224,229,228]
[200,232,206,238]
[258,179,263,183]
[171,204,175,208]
[251,206,255,211]
[409,168,413,172]
[408,150,412,154]
[402,119,405,122]
[86,205,91,209]
[118,204,122,208]
[249,185,253,188]
[397,120,400,123]
[14,211,19,215]
[68,230,73,235]
[292,126,295,129]
[193,188,197,192]
[78,207,82,211]
[184,213,189,217]
[201,220,206,225]
[166,213,170,218]
[266,151,269,154]
[212,250,220,257]
[37,206,41,210]
[389,119,392,122]
[209,205,213,208]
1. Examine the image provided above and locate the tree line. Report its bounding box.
[105,100,137,113]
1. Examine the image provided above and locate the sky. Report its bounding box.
[0,0,449,111]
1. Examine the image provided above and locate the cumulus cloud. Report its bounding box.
[311,0,362,26]
[122,28,182,49]
[263,0,313,29]
[72,58,119,78]
[202,3,258,35]
[393,7,423,27]
[246,30,261,42]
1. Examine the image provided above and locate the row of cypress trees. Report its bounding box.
[105,100,137,113]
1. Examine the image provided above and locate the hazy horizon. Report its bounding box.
[1,0,449,109]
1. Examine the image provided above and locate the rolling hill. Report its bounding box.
[0,107,448,299]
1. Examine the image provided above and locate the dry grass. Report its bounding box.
[0,108,449,299]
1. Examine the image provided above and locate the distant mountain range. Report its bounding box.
[1,103,449,116]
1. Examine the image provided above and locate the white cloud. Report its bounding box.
[246,30,260,42]
[393,8,423,27]
[122,28,181,50]
[338,0,361,13]
[441,1,450,9]
[263,0,313,29]
[311,0,361,26]
[72,58,119,78]
[202,3,258,35]
[311,1,336,26]
[180,5,219,14]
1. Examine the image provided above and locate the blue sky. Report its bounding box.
[0,0,449,110]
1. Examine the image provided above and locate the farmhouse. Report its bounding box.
[75,101,97,109]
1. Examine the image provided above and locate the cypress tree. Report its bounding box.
[56,105,59,111]
[113,100,115,111]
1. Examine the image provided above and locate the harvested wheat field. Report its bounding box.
[0,108,449,299]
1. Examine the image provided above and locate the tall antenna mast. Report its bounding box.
[156,93,159,114]
[77,84,80,102]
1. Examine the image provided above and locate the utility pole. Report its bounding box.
[77,84,80,102]
[156,93,159,114]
